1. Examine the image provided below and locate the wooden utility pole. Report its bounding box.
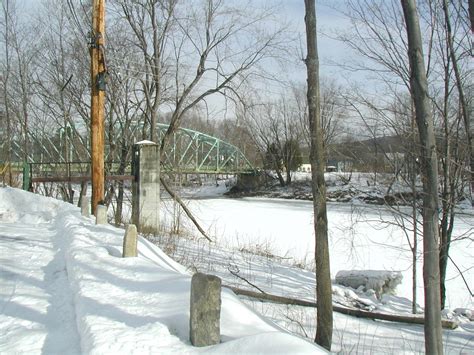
[90,0,106,215]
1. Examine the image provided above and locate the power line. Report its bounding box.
[66,0,88,41]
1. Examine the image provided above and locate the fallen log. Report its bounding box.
[224,285,458,330]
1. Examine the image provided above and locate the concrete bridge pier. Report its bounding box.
[235,171,264,192]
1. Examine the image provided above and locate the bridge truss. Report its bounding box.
[22,124,255,190]
[157,123,255,174]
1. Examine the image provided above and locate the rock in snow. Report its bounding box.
[335,270,403,299]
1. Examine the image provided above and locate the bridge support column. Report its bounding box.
[236,172,264,191]
[132,142,160,234]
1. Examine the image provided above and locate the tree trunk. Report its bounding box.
[410,103,418,315]
[304,0,332,350]
[77,181,87,208]
[286,168,292,186]
[115,181,124,225]
[442,0,473,204]
[470,1,474,32]
[273,160,286,187]
[411,155,418,314]
[401,1,443,353]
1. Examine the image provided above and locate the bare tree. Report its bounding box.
[337,0,471,312]
[105,23,147,224]
[0,0,13,185]
[401,0,443,353]
[293,80,346,149]
[425,0,472,309]
[304,0,332,350]
[241,98,301,187]
[343,91,424,313]
[469,0,474,32]
[159,1,287,150]
[0,0,37,164]
[115,0,176,142]
[32,1,85,202]
[441,0,473,200]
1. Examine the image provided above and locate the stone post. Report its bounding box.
[122,224,138,257]
[95,204,107,225]
[81,196,90,217]
[190,273,221,347]
[131,142,160,234]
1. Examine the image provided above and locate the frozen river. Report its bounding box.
[162,196,473,310]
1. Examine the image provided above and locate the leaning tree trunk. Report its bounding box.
[304,0,333,350]
[401,1,443,354]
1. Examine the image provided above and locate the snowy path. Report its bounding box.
[2,186,471,354]
[0,209,81,354]
[0,187,322,354]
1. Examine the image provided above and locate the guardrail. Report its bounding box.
[22,161,133,191]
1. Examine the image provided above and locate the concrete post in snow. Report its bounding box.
[131,141,160,234]
[81,196,90,217]
[122,224,138,257]
[95,204,107,225]
[190,272,221,346]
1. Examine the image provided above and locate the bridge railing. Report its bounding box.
[22,124,255,189]
[23,161,133,190]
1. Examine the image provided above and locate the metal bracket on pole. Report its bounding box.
[96,71,106,91]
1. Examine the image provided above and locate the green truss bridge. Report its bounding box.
[157,123,255,174]
[22,124,256,188]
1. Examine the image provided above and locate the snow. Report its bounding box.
[0,187,323,354]
[335,270,403,299]
[2,183,473,353]
[163,194,473,311]
[151,226,474,353]
[135,140,157,145]
[154,180,474,352]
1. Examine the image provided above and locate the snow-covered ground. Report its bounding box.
[0,187,323,354]
[154,199,474,353]
[237,171,473,208]
[150,231,474,353]
[2,182,473,354]
[161,195,473,311]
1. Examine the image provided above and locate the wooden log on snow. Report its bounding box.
[224,286,458,330]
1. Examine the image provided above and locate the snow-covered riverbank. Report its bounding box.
[162,192,473,311]
[3,183,472,353]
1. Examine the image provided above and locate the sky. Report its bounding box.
[7,0,378,134]
[10,0,360,92]
[275,0,367,86]
[194,0,362,121]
